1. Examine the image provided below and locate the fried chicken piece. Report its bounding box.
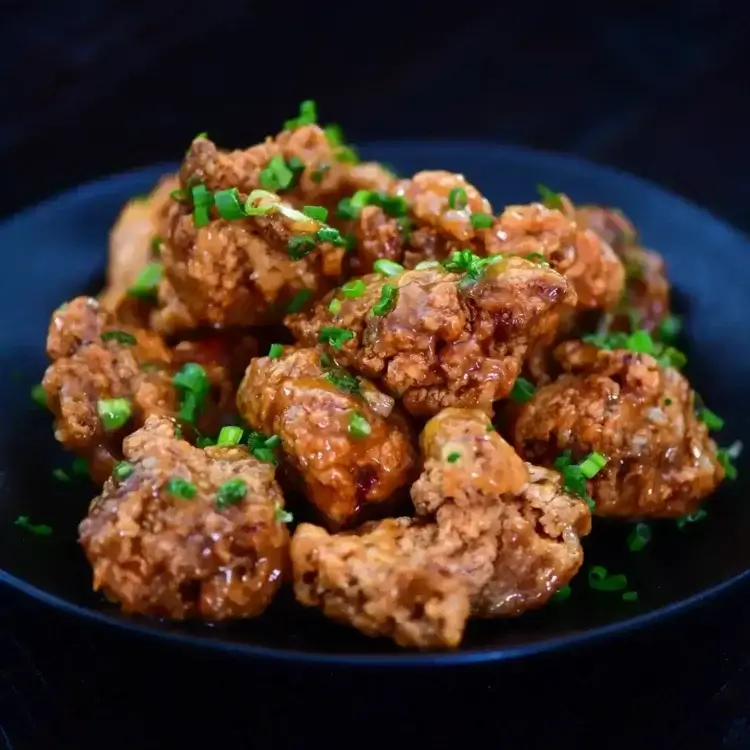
[79,416,289,620]
[286,256,576,417]
[99,174,178,311]
[513,340,725,517]
[291,409,590,649]
[486,200,626,312]
[237,346,416,529]
[43,297,252,482]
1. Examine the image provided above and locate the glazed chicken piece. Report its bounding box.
[99,174,178,311]
[237,346,416,529]
[79,416,289,620]
[513,340,725,517]
[576,205,671,333]
[42,297,254,482]
[286,255,576,417]
[291,409,591,649]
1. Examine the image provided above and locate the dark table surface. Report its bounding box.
[2,2,750,748]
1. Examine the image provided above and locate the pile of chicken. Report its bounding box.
[40,103,729,649]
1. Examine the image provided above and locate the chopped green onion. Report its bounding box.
[469,212,493,229]
[717,441,741,480]
[287,155,305,179]
[246,432,280,464]
[551,585,571,602]
[578,452,607,479]
[286,289,312,313]
[194,131,208,140]
[699,408,724,431]
[583,328,687,370]
[335,145,359,164]
[113,461,134,481]
[448,187,468,210]
[216,478,247,508]
[328,298,342,315]
[323,124,344,146]
[446,452,461,463]
[72,457,89,477]
[275,504,294,524]
[486,424,496,432]
[664,398,673,406]
[441,249,497,285]
[268,344,284,360]
[524,252,550,266]
[97,398,132,431]
[311,164,330,183]
[316,226,346,246]
[622,591,639,602]
[196,435,216,448]
[588,565,628,592]
[52,467,70,482]
[373,259,404,277]
[217,425,244,446]
[509,377,536,404]
[341,279,366,299]
[260,155,295,192]
[172,362,210,425]
[101,330,137,345]
[336,197,358,220]
[371,284,398,317]
[170,189,188,203]
[414,260,441,271]
[284,99,317,130]
[377,194,408,218]
[191,184,213,228]
[537,184,563,210]
[627,522,651,552]
[288,234,317,260]
[167,477,197,500]
[31,383,47,408]
[348,411,371,439]
[214,188,246,220]
[657,314,682,343]
[127,262,163,298]
[676,509,708,530]
[321,356,361,396]
[303,205,328,222]
[15,515,52,536]
[319,326,355,349]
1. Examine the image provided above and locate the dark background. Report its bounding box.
[3,1,750,748]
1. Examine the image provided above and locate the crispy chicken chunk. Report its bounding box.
[43,297,253,482]
[237,347,416,529]
[79,416,289,620]
[291,409,590,649]
[99,174,178,311]
[513,340,724,517]
[286,257,576,416]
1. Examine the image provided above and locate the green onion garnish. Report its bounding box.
[578,451,607,478]
[247,432,280,464]
[268,344,284,360]
[341,279,366,299]
[537,184,564,210]
[31,384,47,408]
[72,457,89,477]
[172,362,210,425]
[303,205,328,222]
[217,425,244,446]
[717,441,741,480]
[588,565,628,592]
[657,314,682,343]
[622,591,639,602]
[52,468,70,482]
[319,326,355,349]
[335,146,359,164]
[348,411,371,439]
[373,259,404,277]
[97,398,132,431]
[216,478,247,508]
[371,284,398,317]
[446,452,461,463]
[316,226,346,246]
[676,509,708,529]
[15,515,52,536]
[324,124,344,146]
[214,188,246,220]
[699,408,724,431]
[127,262,163,298]
[320,355,361,396]
[524,252,550,267]
[509,377,536,403]
[170,189,188,203]
[284,99,317,130]
[469,212,493,229]
[167,477,197,500]
[328,298,342,315]
[286,289,312,313]
[275,504,294,524]
[113,461,134,481]
[441,249,497,285]
[448,187,468,210]
[101,330,137,345]
[311,164,330,183]
[627,522,651,552]
[191,184,213,228]
[260,155,295,192]
[288,235,317,260]
[551,585,571,602]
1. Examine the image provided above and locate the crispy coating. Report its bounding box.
[513,340,724,517]
[486,201,626,311]
[291,409,590,648]
[286,257,576,416]
[99,174,178,311]
[237,347,416,528]
[43,297,253,482]
[79,416,289,620]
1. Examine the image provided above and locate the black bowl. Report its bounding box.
[1,142,748,666]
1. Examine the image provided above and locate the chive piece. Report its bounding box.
[552,585,572,602]
[486,424,496,432]
[246,432,280,464]
[260,154,294,191]
[172,362,210,425]
[627,522,652,552]
[97,398,132,431]
[216,478,247,508]
[303,205,328,222]
[328,298,342,315]
[101,330,137,345]
[524,252,550,266]
[622,591,639,602]
[348,411,371,439]
[214,188,246,220]
[284,99,317,130]
[373,259,404,277]
[341,279,366,299]
[676,509,708,530]
[446,452,461,463]
[657,314,682,343]
[378,194,408,218]
[469,212,493,229]
[336,197,358,220]
[196,435,216,448]
[509,377,536,404]
[275,504,294,524]
[717,444,739,480]
[191,184,214,228]
[448,187,468,210]
[578,452,607,479]
[321,357,361,396]
[217,425,244,446]
[311,164,330,183]
[15,515,52,536]
[31,383,47,408]
[371,284,398,316]
[323,124,344,146]
[537,184,563,210]
[268,344,284,360]
[441,249,498,286]
[52,468,70,482]
[288,234,317,260]
[664,398,673,406]
[316,226,346,246]
[335,145,359,164]
[588,565,628,592]
[167,477,197,500]
[319,326,355,350]
[286,289,312,313]
[286,156,305,185]
[113,461,134,481]
[194,131,208,140]
[699,408,724,431]
[170,189,188,203]
[128,262,163,298]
